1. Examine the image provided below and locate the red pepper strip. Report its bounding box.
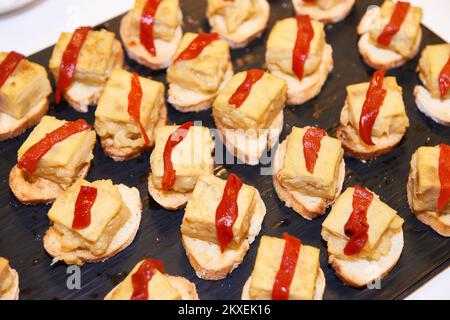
[303,0,315,2]
[17,119,91,173]
[272,233,302,300]
[292,15,314,80]
[140,0,162,57]
[0,51,25,88]
[72,186,97,229]
[438,56,450,99]
[359,69,387,146]
[174,33,219,63]
[128,72,150,146]
[55,26,92,104]
[343,186,373,256]
[303,127,327,174]
[131,258,165,300]
[228,69,265,108]
[161,121,194,190]
[377,1,411,46]
[437,144,450,211]
[215,173,243,252]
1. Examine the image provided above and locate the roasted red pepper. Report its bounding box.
[0,51,25,88]
[292,15,314,80]
[377,1,411,46]
[140,0,162,56]
[437,144,450,212]
[18,119,91,173]
[215,173,243,252]
[344,186,373,256]
[131,258,165,300]
[55,26,92,104]
[438,56,450,99]
[359,69,387,146]
[128,72,150,146]
[272,233,302,300]
[174,33,219,63]
[72,186,97,229]
[228,69,265,108]
[161,121,194,190]
[303,127,327,174]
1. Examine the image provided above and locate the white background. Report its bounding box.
[0,0,448,299]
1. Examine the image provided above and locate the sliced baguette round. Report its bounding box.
[292,0,355,24]
[120,11,183,70]
[241,268,325,300]
[168,63,233,113]
[43,184,142,266]
[214,111,283,166]
[273,140,345,220]
[414,85,450,126]
[181,190,266,281]
[0,268,19,300]
[0,98,49,141]
[208,0,270,49]
[270,44,333,105]
[147,174,191,210]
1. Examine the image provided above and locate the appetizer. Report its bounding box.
[266,15,333,105]
[120,0,183,70]
[148,122,215,210]
[206,0,270,48]
[9,116,96,205]
[0,51,52,141]
[104,257,199,300]
[407,145,450,237]
[336,69,409,160]
[414,43,450,126]
[181,174,266,280]
[43,179,142,266]
[292,0,355,24]
[322,186,404,287]
[357,1,423,70]
[49,26,124,112]
[167,32,233,112]
[212,69,287,165]
[0,257,19,300]
[273,126,345,219]
[241,234,325,300]
[94,69,167,161]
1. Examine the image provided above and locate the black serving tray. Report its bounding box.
[0,0,449,300]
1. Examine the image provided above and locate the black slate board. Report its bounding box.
[0,0,449,300]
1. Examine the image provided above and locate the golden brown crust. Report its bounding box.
[0,268,19,300]
[147,174,191,211]
[292,0,355,24]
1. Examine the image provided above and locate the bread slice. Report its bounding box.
[104,275,199,300]
[147,174,191,210]
[0,268,19,300]
[43,184,142,266]
[270,44,333,105]
[292,0,355,24]
[323,230,404,287]
[0,98,49,141]
[214,111,283,166]
[168,63,233,113]
[407,152,450,237]
[414,85,450,126]
[273,140,345,220]
[241,268,325,300]
[120,11,183,70]
[182,190,266,280]
[208,0,270,49]
[357,6,421,70]
[9,162,91,205]
[100,104,168,162]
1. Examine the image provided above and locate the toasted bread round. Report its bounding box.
[269,44,333,105]
[120,11,183,70]
[414,85,450,126]
[181,190,266,281]
[273,140,345,220]
[0,98,49,141]
[168,63,234,113]
[241,268,325,300]
[406,152,450,237]
[99,104,168,162]
[147,174,191,210]
[43,184,142,266]
[292,0,355,24]
[0,268,19,300]
[214,111,284,166]
[208,0,270,48]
